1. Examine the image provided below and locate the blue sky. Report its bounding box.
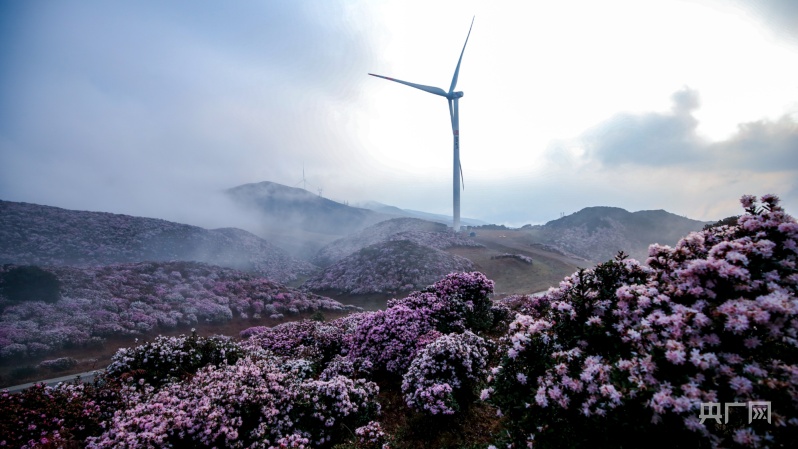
[1,0,797,227]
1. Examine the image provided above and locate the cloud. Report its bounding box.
[711,115,798,172]
[0,1,380,223]
[578,87,798,173]
[730,0,798,44]
[580,87,706,167]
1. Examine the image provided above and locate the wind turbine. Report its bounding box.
[369,17,474,232]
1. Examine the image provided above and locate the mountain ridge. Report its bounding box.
[0,199,315,284]
[524,206,708,262]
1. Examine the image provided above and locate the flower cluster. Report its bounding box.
[302,240,475,295]
[37,356,78,372]
[428,271,496,331]
[401,331,490,415]
[88,355,380,448]
[0,199,316,283]
[488,195,798,448]
[354,421,390,448]
[105,331,245,387]
[241,318,349,366]
[346,305,436,374]
[0,261,352,359]
[0,377,123,449]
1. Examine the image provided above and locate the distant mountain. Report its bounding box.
[0,200,315,284]
[524,207,708,263]
[314,217,483,267]
[354,201,489,227]
[226,182,391,236]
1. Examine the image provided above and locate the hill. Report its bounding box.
[302,240,475,295]
[0,200,315,284]
[313,217,483,267]
[0,261,352,359]
[226,182,390,236]
[522,206,707,262]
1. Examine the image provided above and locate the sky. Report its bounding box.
[1,0,797,228]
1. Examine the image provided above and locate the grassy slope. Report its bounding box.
[449,229,590,297]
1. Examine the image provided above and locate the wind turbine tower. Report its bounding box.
[369,17,474,232]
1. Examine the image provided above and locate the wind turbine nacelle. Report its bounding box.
[451,91,464,99]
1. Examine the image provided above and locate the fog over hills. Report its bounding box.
[0,200,315,284]
[314,218,483,267]
[226,182,390,236]
[523,206,709,262]
[354,201,489,227]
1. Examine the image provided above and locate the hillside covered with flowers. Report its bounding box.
[524,206,707,262]
[2,194,796,449]
[0,261,353,360]
[0,200,316,283]
[303,240,476,295]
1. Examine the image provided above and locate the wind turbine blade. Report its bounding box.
[369,73,447,97]
[449,16,474,94]
[459,159,464,190]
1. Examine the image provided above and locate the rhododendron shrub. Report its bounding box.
[401,331,490,415]
[387,291,468,333]
[0,377,123,449]
[388,271,496,334]
[242,319,348,368]
[354,421,390,448]
[105,331,245,387]
[88,356,380,448]
[430,271,495,331]
[346,305,436,375]
[487,195,798,448]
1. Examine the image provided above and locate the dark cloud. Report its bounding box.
[581,87,706,166]
[0,1,378,223]
[580,87,798,173]
[711,115,798,171]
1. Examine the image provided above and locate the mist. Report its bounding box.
[1,0,797,230]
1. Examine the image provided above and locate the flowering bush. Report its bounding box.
[0,377,123,449]
[430,271,496,331]
[88,355,379,448]
[37,356,78,372]
[354,421,390,448]
[346,305,436,375]
[401,331,490,415]
[487,195,798,448]
[388,291,469,333]
[105,331,246,387]
[242,319,348,367]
